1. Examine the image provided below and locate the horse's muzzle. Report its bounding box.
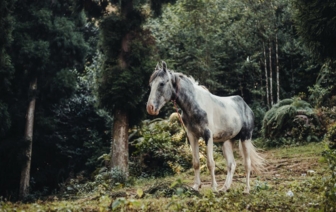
[146,103,159,115]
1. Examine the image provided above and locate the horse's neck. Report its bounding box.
[176,81,200,116]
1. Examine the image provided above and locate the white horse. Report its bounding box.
[146,61,264,193]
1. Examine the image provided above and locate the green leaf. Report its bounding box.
[137,188,144,198]
[112,198,125,210]
[306,135,311,142]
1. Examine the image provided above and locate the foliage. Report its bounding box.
[322,122,336,211]
[148,0,319,107]
[60,165,129,198]
[0,142,329,211]
[262,98,324,147]
[0,102,11,137]
[293,0,336,61]
[0,1,105,198]
[250,102,267,138]
[49,68,111,171]
[143,179,199,198]
[110,167,127,186]
[129,117,192,177]
[97,3,158,125]
[308,61,336,107]
[0,0,15,138]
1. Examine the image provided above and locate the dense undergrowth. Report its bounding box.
[1,142,335,211]
[322,122,336,211]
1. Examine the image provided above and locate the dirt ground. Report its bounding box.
[185,142,325,192]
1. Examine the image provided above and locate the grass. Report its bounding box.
[1,142,334,211]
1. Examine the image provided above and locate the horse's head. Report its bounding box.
[147,61,176,115]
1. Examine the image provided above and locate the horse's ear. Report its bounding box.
[155,62,160,70]
[162,61,167,72]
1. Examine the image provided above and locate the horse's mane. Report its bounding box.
[174,72,209,91]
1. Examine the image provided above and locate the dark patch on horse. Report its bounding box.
[230,95,254,141]
[175,75,209,139]
[203,129,211,146]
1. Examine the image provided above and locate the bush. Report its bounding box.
[250,102,267,138]
[261,98,324,147]
[322,123,336,211]
[129,116,192,178]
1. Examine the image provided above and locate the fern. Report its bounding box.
[262,98,323,146]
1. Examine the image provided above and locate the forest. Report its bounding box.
[0,0,336,211]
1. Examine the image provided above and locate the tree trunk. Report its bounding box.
[110,0,133,177]
[269,42,273,106]
[260,61,263,103]
[276,34,280,103]
[239,80,244,98]
[263,42,270,108]
[111,109,129,177]
[19,77,37,199]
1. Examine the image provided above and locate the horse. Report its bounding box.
[146,61,265,194]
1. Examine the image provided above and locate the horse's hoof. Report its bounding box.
[219,186,229,193]
[243,190,250,195]
[192,184,201,191]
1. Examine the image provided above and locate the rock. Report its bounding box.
[286,190,294,197]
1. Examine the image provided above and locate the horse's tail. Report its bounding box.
[239,139,266,174]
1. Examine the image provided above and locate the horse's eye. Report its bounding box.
[159,82,165,86]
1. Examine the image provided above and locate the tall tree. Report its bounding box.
[269,43,274,106]
[98,0,175,177]
[263,42,270,108]
[276,34,280,103]
[11,0,88,198]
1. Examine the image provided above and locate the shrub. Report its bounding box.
[129,116,192,178]
[261,98,324,147]
[322,123,336,211]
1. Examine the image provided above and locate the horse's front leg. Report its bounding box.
[188,132,201,191]
[205,129,218,192]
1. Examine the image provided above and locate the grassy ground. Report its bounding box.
[1,142,333,211]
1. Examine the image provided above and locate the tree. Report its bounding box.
[263,42,270,108]
[269,42,274,106]
[293,0,336,105]
[98,0,175,177]
[293,0,336,62]
[0,0,15,138]
[276,34,280,103]
[10,0,88,198]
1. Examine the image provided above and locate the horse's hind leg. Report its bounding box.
[220,140,236,192]
[205,133,218,191]
[239,139,252,194]
[188,133,201,191]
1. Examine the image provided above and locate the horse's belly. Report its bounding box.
[210,107,242,142]
[213,130,236,142]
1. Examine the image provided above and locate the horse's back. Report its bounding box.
[212,95,254,141]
